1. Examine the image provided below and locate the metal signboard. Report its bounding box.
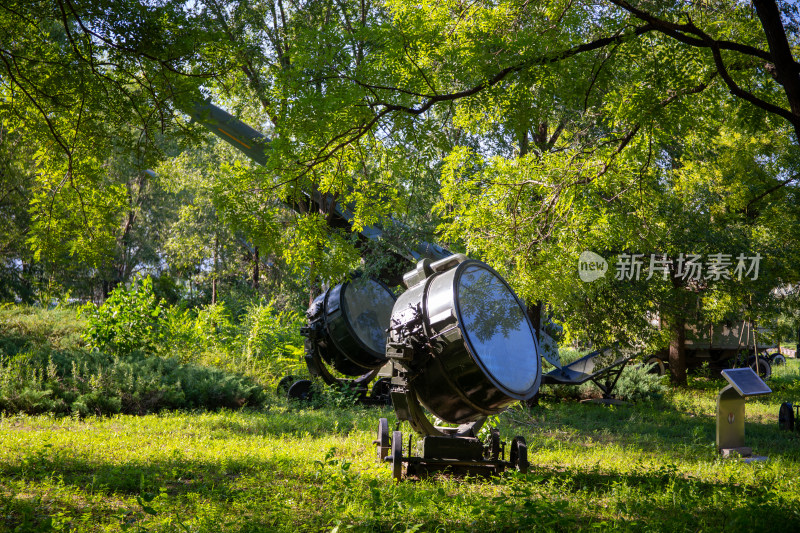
[721,368,772,397]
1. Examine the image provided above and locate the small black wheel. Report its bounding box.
[510,436,528,474]
[771,353,787,366]
[287,379,313,401]
[779,402,795,432]
[370,377,392,404]
[277,375,296,398]
[391,431,403,481]
[376,418,390,461]
[749,357,772,380]
[644,357,666,376]
[487,427,501,461]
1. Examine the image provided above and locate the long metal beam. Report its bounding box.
[185,100,451,264]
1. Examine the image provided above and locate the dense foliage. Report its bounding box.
[2,1,800,384]
[0,294,310,416]
[0,349,266,416]
[3,5,800,530]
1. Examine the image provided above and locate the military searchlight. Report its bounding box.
[284,276,396,404]
[375,254,541,480]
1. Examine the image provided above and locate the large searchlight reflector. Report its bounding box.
[387,254,541,423]
[307,276,396,375]
[378,254,541,479]
[292,276,396,404]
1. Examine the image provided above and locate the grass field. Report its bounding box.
[2,363,800,532]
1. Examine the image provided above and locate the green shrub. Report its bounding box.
[78,276,309,386]
[0,348,267,416]
[240,301,306,382]
[613,361,667,402]
[3,298,307,415]
[161,299,307,386]
[0,303,85,353]
[81,276,165,357]
[162,303,238,364]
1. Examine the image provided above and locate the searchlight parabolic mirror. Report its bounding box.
[387,258,541,423]
[456,264,540,395]
[342,278,395,355]
[306,276,396,376]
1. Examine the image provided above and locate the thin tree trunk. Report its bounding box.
[253,245,260,290]
[212,232,218,305]
[669,316,687,386]
[526,301,542,342]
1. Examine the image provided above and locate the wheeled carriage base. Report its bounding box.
[374,417,529,481]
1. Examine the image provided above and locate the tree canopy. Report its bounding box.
[2,0,800,382]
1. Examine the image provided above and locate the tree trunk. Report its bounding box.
[212,232,218,305]
[526,301,542,342]
[753,0,800,141]
[252,245,260,290]
[669,316,687,386]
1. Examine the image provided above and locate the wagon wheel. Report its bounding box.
[287,379,313,402]
[749,357,772,380]
[771,353,787,366]
[391,431,404,481]
[779,402,795,432]
[644,357,666,376]
[375,418,391,461]
[510,436,528,474]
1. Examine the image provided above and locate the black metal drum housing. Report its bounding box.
[305,276,396,377]
[387,256,541,423]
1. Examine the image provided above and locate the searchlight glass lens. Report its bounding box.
[457,265,539,394]
[343,279,395,353]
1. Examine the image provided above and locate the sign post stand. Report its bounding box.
[716,368,771,459]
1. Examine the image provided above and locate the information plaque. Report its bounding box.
[716,367,772,456]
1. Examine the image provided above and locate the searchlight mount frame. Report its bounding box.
[374,255,532,480]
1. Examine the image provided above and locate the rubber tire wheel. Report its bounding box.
[749,357,772,380]
[287,379,313,401]
[391,431,403,481]
[277,375,296,398]
[644,357,666,376]
[779,402,795,432]
[510,436,528,474]
[376,418,390,462]
[771,353,787,366]
[370,377,392,404]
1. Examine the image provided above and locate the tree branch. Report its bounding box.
[607,0,780,64]
[608,0,800,140]
[744,172,800,211]
[298,24,657,174]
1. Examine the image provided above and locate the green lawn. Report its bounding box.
[2,364,800,532]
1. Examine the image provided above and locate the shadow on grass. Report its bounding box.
[184,404,392,439]
[0,447,312,498]
[514,396,800,459]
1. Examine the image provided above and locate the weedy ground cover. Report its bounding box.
[0,305,268,416]
[2,363,800,532]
